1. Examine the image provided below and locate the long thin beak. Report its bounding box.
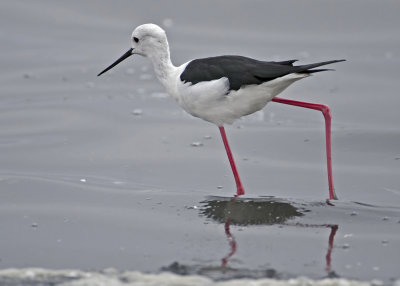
[97,48,133,76]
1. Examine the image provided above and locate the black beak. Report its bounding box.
[97,48,133,76]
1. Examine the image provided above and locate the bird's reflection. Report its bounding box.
[200,196,339,276]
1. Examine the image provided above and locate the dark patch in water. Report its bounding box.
[199,197,304,225]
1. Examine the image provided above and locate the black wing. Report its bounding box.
[180,55,345,91]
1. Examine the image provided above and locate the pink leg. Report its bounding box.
[219,126,245,196]
[271,97,338,200]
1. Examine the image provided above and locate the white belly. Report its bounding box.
[170,72,309,126]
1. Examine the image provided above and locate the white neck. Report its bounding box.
[147,44,176,89]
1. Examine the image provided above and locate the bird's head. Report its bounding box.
[98,23,168,76]
[131,24,168,57]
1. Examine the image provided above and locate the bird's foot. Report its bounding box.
[235,186,245,196]
[326,199,335,206]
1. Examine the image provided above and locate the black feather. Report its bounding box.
[273,59,298,66]
[180,56,345,91]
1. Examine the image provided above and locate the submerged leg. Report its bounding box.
[271,97,337,200]
[219,126,245,196]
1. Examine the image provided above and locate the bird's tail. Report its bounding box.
[296,59,346,74]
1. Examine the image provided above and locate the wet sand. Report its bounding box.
[1,0,400,285]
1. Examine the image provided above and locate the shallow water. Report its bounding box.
[1,175,399,283]
[1,0,400,285]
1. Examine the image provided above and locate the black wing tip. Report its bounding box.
[319,59,346,63]
[310,59,346,66]
[306,68,335,74]
[296,59,346,73]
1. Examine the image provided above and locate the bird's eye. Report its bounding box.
[133,37,139,43]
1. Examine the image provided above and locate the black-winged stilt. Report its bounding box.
[98,23,344,200]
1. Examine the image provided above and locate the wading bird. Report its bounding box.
[98,24,344,200]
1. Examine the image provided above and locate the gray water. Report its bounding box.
[1,1,400,285]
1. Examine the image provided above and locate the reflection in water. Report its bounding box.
[200,197,339,276]
[325,225,338,275]
[200,197,304,225]
[221,218,236,267]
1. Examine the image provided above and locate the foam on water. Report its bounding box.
[0,268,390,286]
